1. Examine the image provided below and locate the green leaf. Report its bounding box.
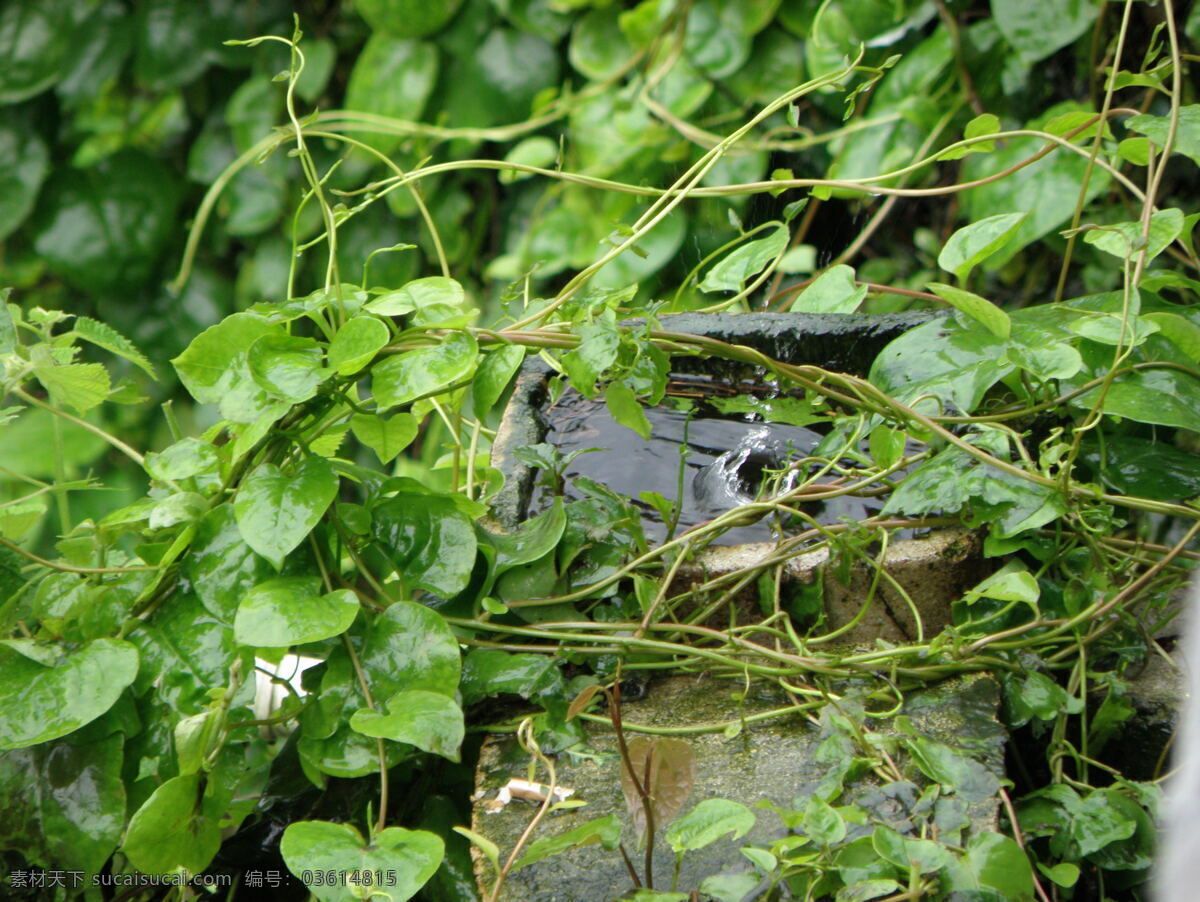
[349,689,464,761]
[172,312,286,423]
[665,799,756,853]
[569,7,636,81]
[1080,434,1200,500]
[1071,365,1200,433]
[70,316,157,379]
[33,363,110,413]
[699,223,789,293]
[121,774,222,875]
[186,505,275,622]
[514,814,623,870]
[144,437,220,483]
[490,498,567,578]
[359,601,461,700]
[247,333,328,403]
[992,0,1100,63]
[1004,671,1083,728]
[460,649,565,707]
[235,577,359,647]
[234,456,339,568]
[328,316,390,376]
[0,734,125,873]
[500,136,559,183]
[788,264,867,314]
[372,330,478,409]
[961,107,1109,269]
[31,150,181,293]
[1082,208,1184,263]
[350,412,419,464]
[0,638,138,750]
[1143,311,1200,362]
[344,35,439,154]
[605,381,651,439]
[0,292,14,355]
[440,27,560,128]
[803,796,846,846]
[355,0,463,37]
[282,821,443,902]
[939,212,1028,283]
[1127,105,1200,168]
[0,117,49,241]
[939,113,1001,160]
[368,494,477,597]
[944,833,1035,901]
[927,283,1011,338]
[906,736,1000,803]
[962,560,1040,607]
[0,0,72,103]
[473,345,526,417]
[561,309,620,397]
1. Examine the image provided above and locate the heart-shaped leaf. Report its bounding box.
[349,689,464,761]
[620,737,695,837]
[234,456,339,568]
[0,638,138,750]
[281,820,443,902]
[371,331,478,409]
[329,316,390,375]
[121,774,222,875]
[235,577,360,647]
[350,412,418,464]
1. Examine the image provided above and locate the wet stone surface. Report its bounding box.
[472,673,1004,901]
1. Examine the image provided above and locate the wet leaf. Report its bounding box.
[356,0,463,37]
[943,833,1035,900]
[1004,671,1083,728]
[0,0,73,103]
[700,223,789,294]
[31,150,181,293]
[345,35,439,154]
[605,381,651,440]
[665,799,755,853]
[993,0,1099,63]
[0,638,138,749]
[328,316,389,376]
[172,312,286,422]
[360,603,460,704]
[927,283,1011,339]
[282,821,443,902]
[235,577,359,647]
[514,814,623,870]
[620,737,695,837]
[349,689,464,760]
[368,494,477,597]
[1079,434,1200,500]
[1083,208,1184,264]
[234,456,339,568]
[0,117,49,241]
[121,774,222,875]
[789,264,867,314]
[1126,104,1200,168]
[247,333,328,403]
[372,330,478,409]
[472,345,526,417]
[905,735,1000,803]
[186,506,275,621]
[938,212,1028,283]
[350,412,418,464]
[460,649,566,708]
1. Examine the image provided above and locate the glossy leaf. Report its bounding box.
[1082,208,1184,263]
[247,334,328,403]
[1080,434,1200,500]
[699,224,788,294]
[349,689,464,760]
[472,345,526,417]
[906,735,1000,803]
[489,497,566,577]
[31,150,181,293]
[359,601,461,701]
[789,264,867,314]
[172,312,286,423]
[992,0,1099,63]
[514,814,623,870]
[235,577,359,647]
[345,36,438,154]
[328,316,389,376]
[282,821,443,902]
[0,117,49,240]
[368,494,477,597]
[121,774,222,875]
[938,212,1028,282]
[0,0,73,103]
[186,506,275,621]
[460,649,565,706]
[372,330,478,409]
[605,380,651,440]
[665,799,755,853]
[561,309,620,397]
[350,412,419,464]
[928,283,1011,338]
[0,639,138,750]
[0,734,125,873]
[356,0,463,37]
[1127,105,1200,168]
[234,456,339,568]
[943,833,1035,900]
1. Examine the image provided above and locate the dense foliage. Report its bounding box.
[2,0,1200,900]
